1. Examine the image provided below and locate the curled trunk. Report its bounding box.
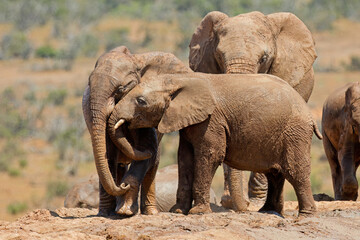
[225,59,257,74]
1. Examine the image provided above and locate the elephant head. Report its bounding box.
[189,11,317,101]
[83,47,191,196]
[107,75,215,135]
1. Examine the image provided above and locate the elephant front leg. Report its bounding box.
[140,154,160,215]
[189,135,225,215]
[170,134,194,214]
[98,183,116,216]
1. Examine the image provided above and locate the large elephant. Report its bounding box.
[64,165,218,211]
[107,73,322,216]
[189,11,317,209]
[322,82,360,201]
[82,46,191,216]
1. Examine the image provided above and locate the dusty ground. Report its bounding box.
[1,200,360,240]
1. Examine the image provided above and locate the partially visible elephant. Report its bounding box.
[107,73,322,216]
[64,165,218,211]
[189,11,317,209]
[82,46,191,216]
[322,82,360,201]
[64,174,99,209]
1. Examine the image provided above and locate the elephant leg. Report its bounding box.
[259,171,285,215]
[323,132,342,199]
[170,133,194,214]
[228,167,249,211]
[248,172,268,200]
[189,131,225,215]
[140,152,160,215]
[116,159,151,216]
[220,163,233,209]
[98,141,118,216]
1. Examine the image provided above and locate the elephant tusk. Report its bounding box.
[114,119,125,129]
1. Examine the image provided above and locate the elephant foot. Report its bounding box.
[341,179,358,200]
[259,204,282,216]
[115,191,139,216]
[169,204,189,215]
[298,207,316,217]
[97,208,116,217]
[220,194,233,209]
[142,205,159,215]
[188,204,212,215]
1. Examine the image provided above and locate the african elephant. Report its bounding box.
[322,82,360,201]
[64,165,218,211]
[189,11,317,209]
[82,46,191,216]
[108,73,322,216]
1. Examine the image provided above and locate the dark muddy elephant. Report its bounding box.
[107,73,322,216]
[64,165,218,211]
[82,46,191,216]
[322,82,360,201]
[189,11,317,209]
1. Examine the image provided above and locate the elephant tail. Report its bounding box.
[312,119,323,140]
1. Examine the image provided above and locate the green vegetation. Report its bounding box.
[7,202,28,215]
[46,180,69,199]
[344,55,360,71]
[0,0,359,61]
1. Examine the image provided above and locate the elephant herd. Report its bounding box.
[73,11,359,218]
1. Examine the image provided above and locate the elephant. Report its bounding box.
[322,82,360,201]
[189,11,317,209]
[64,165,218,211]
[82,46,191,216]
[107,72,322,216]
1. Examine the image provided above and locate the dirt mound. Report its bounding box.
[1,201,360,240]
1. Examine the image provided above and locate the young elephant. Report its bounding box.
[108,73,321,216]
[322,82,360,200]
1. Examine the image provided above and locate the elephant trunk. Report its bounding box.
[225,59,257,74]
[108,107,152,161]
[90,112,130,196]
[228,167,249,211]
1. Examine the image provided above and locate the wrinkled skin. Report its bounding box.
[64,165,218,211]
[189,11,317,209]
[322,82,360,201]
[82,46,191,216]
[108,73,322,216]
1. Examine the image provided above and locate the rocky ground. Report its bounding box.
[1,200,360,240]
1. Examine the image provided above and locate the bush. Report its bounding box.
[344,55,360,71]
[7,202,28,215]
[46,89,68,106]
[1,31,32,59]
[105,28,135,52]
[46,180,69,199]
[35,45,58,58]
[75,34,100,58]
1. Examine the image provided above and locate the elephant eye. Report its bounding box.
[259,54,268,64]
[136,96,147,106]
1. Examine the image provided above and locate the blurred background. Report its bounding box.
[0,0,360,221]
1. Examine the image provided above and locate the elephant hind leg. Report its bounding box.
[259,171,284,215]
[322,131,342,199]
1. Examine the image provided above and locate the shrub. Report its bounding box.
[344,55,360,71]
[35,45,58,58]
[1,31,32,59]
[7,202,28,215]
[8,168,21,177]
[75,34,100,58]
[46,180,69,199]
[105,28,134,52]
[46,89,68,106]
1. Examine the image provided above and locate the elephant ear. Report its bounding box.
[158,77,216,133]
[345,83,360,112]
[267,13,317,87]
[189,11,228,73]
